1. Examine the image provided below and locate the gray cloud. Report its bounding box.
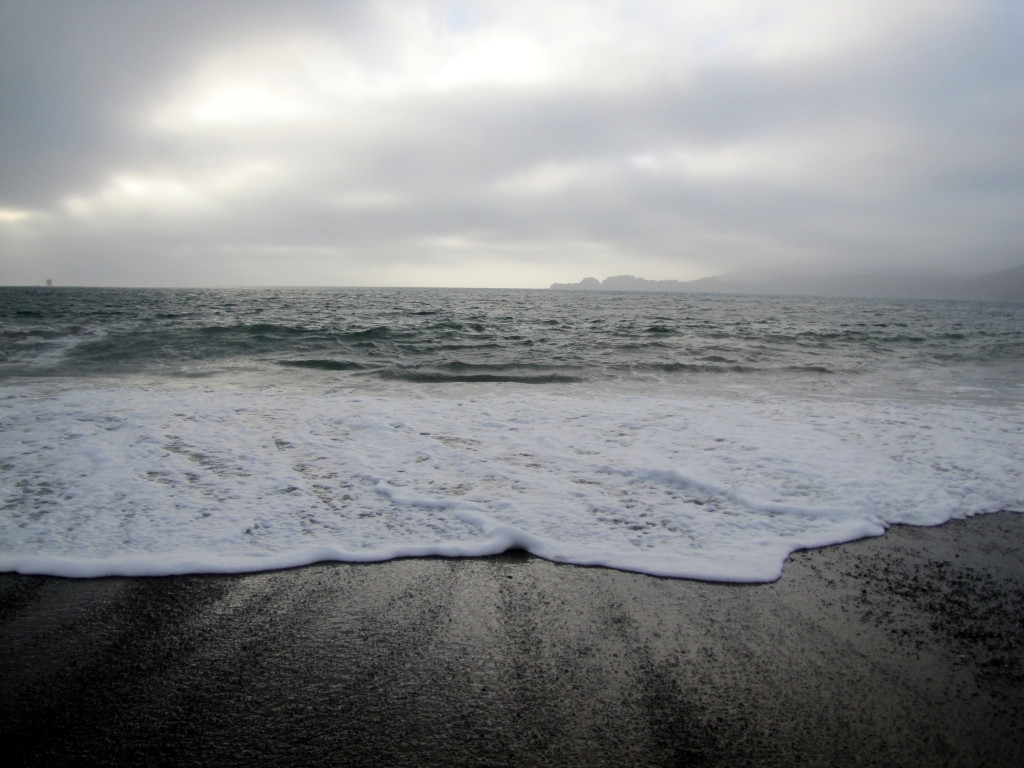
[2,0,1022,287]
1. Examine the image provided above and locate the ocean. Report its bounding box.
[1,286,1022,581]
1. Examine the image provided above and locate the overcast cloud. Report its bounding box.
[1,0,1021,287]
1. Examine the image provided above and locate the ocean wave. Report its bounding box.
[784,365,835,374]
[198,323,310,336]
[374,368,583,384]
[339,326,394,340]
[2,385,1020,581]
[278,359,365,371]
[617,362,758,374]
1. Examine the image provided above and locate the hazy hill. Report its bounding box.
[550,265,1024,302]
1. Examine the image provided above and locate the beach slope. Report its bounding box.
[2,513,1022,767]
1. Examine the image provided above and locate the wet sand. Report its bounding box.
[2,512,1023,767]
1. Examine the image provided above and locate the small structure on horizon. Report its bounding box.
[46,279,52,287]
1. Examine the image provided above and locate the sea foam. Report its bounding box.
[1,381,1021,581]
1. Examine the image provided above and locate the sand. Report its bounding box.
[2,511,1023,767]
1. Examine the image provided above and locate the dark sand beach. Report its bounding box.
[2,512,1023,767]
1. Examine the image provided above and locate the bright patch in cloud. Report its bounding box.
[0,208,36,224]
[63,162,280,219]
[149,42,330,131]
[435,35,550,87]
[630,146,784,180]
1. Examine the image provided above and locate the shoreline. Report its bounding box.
[2,512,1023,767]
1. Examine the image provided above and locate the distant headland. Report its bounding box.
[550,265,1024,302]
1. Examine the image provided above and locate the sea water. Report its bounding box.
[1,286,1021,581]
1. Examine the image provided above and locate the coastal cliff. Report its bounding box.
[551,265,1024,301]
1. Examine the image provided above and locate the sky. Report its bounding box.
[1,0,1022,288]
